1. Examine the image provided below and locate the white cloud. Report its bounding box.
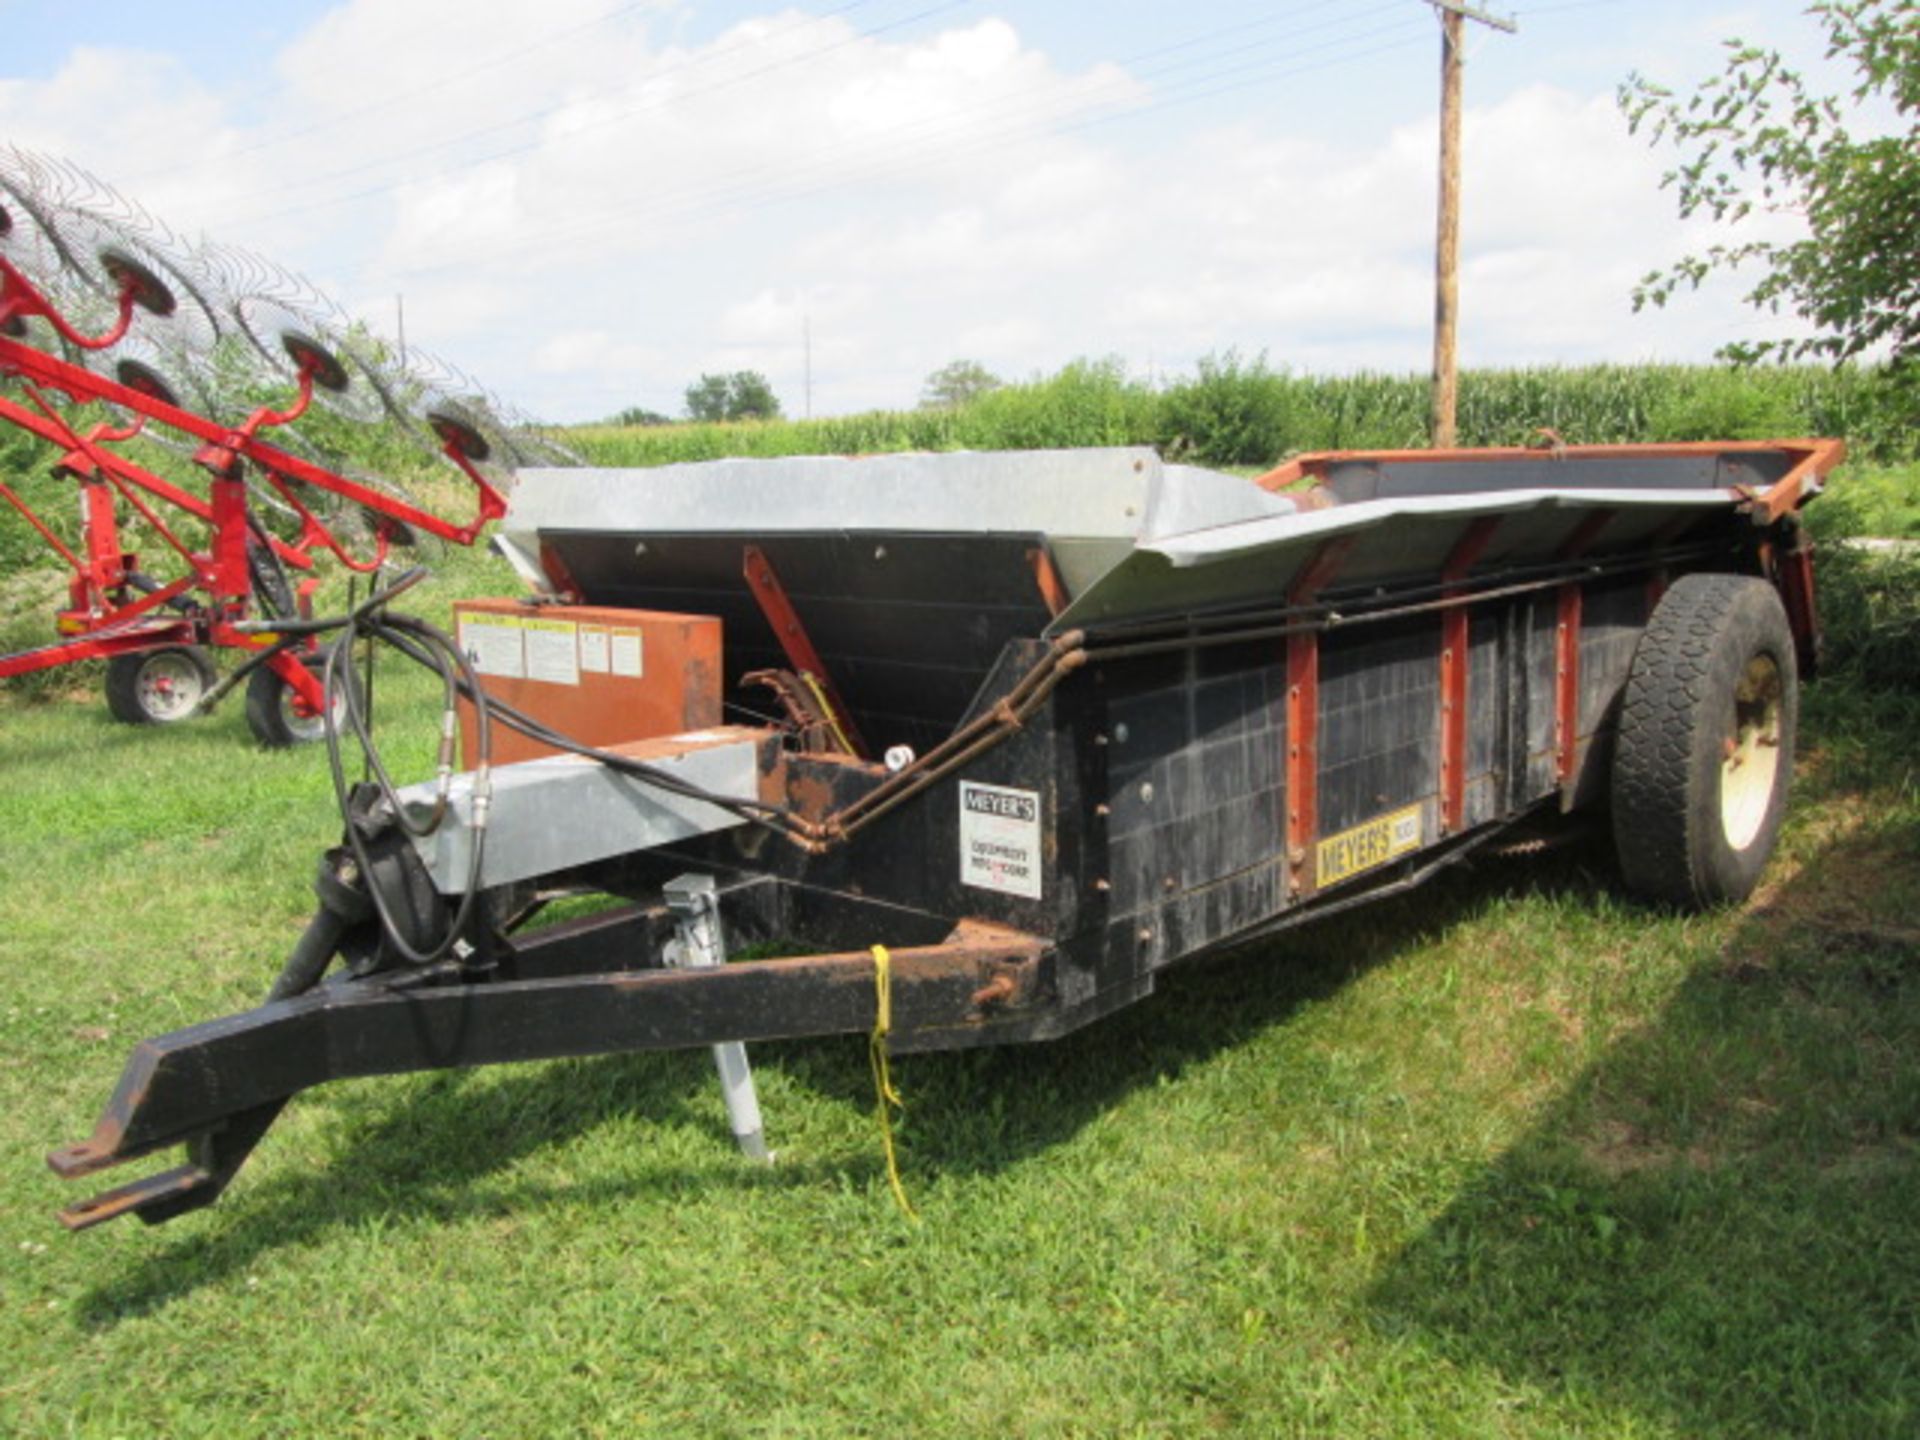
[0,3,1821,422]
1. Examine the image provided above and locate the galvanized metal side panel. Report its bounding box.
[1052,488,1734,632]
[400,734,761,893]
[1318,451,1795,503]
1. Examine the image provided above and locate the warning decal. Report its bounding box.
[959,780,1043,900]
[578,625,611,674]
[458,617,525,679]
[609,628,644,678]
[522,617,581,687]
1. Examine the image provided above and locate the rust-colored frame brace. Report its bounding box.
[1283,537,1356,898]
[1773,533,1820,676]
[1439,518,1502,834]
[1027,545,1071,619]
[742,544,871,759]
[1253,438,1848,510]
[1552,510,1616,796]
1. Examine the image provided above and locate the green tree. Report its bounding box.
[608,405,672,427]
[919,358,1003,410]
[726,370,781,420]
[684,370,782,422]
[1620,0,1920,368]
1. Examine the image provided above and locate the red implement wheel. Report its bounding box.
[104,646,216,726]
[245,652,354,747]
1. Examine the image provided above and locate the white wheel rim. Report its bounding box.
[136,653,205,723]
[280,676,347,742]
[1720,654,1783,851]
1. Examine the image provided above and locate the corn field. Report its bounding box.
[562,357,1917,471]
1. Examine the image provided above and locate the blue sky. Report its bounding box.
[0,1,1854,420]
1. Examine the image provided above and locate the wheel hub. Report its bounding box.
[1721,654,1783,851]
[137,654,205,723]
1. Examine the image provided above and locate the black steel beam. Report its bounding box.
[49,930,1049,1229]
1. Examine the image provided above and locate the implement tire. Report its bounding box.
[104,646,216,725]
[1611,572,1797,909]
[245,651,353,747]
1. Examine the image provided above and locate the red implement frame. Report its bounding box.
[0,257,507,721]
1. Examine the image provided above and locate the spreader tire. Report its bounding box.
[1611,572,1797,909]
[104,646,215,726]
[245,651,354,747]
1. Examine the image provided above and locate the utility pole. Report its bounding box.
[395,293,407,366]
[803,313,813,420]
[1429,1,1514,449]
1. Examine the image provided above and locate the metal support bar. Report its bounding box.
[741,543,870,759]
[1027,545,1070,619]
[48,928,1049,1229]
[1282,538,1355,896]
[1550,511,1611,795]
[0,621,199,680]
[1554,584,1581,793]
[1775,533,1820,676]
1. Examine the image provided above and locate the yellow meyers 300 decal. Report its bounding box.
[1316,803,1423,886]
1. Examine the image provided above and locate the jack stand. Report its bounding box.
[663,873,771,1162]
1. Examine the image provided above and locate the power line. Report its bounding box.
[186,0,881,205]
[372,19,1432,286]
[217,0,1414,247]
[201,0,970,233]
[125,0,671,187]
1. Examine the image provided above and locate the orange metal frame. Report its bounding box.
[1253,439,1847,527]
[1282,537,1356,897]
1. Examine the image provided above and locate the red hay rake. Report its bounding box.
[0,148,560,742]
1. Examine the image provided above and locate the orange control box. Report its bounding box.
[452,599,722,768]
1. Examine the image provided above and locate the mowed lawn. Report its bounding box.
[2,549,1918,1438]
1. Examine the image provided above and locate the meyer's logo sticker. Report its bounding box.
[959,781,1043,900]
[1316,803,1423,887]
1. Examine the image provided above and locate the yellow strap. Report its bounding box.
[799,671,858,757]
[869,945,918,1221]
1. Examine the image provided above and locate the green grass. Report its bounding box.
[1810,460,1920,541]
[1,461,1918,1435]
